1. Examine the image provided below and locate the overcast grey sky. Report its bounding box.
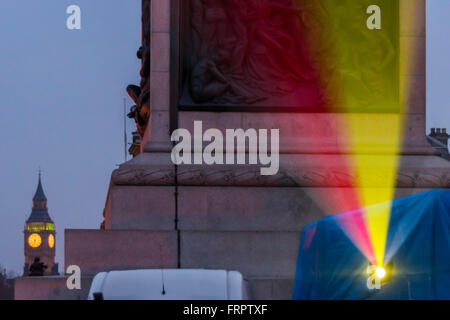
[0,1,449,274]
[427,0,450,131]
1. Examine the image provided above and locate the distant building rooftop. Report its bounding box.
[428,128,450,161]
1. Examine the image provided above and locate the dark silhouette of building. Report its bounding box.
[428,128,450,161]
[29,257,48,277]
[23,172,58,276]
[0,269,14,300]
[429,128,450,147]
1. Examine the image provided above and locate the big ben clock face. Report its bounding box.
[28,233,42,248]
[48,234,55,248]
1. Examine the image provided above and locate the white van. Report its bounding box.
[88,269,248,300]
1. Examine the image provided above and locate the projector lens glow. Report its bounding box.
[375,267,386,279]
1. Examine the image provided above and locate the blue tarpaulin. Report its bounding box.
[292,189,450,300]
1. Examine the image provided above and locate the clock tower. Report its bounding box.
[23,172,58,276]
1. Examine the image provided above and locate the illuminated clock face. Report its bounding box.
[48,234,55,248]
[28,233,42,248]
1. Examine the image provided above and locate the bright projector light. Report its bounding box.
[375,267,386,279]
[367,263,392,290]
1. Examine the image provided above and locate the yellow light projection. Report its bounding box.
[316,0,402,267]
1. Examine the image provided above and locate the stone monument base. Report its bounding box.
[14,276,92,300]
[15,150,449,300]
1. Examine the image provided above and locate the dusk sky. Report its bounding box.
[0,0,141,273]
[0,0,449,274]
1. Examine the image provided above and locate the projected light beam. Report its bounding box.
[302,0,406,267]
[289,0,423,289]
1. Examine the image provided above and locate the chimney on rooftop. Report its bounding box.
[428,128,450,148]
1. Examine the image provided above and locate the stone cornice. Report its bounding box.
[111,153,450,188]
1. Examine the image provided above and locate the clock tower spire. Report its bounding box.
[23,172,59,276]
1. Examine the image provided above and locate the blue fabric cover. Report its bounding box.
[292,189,450,300]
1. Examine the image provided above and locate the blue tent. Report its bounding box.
[292,189,450,300]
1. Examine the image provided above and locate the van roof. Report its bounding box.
[89,269,245,300]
